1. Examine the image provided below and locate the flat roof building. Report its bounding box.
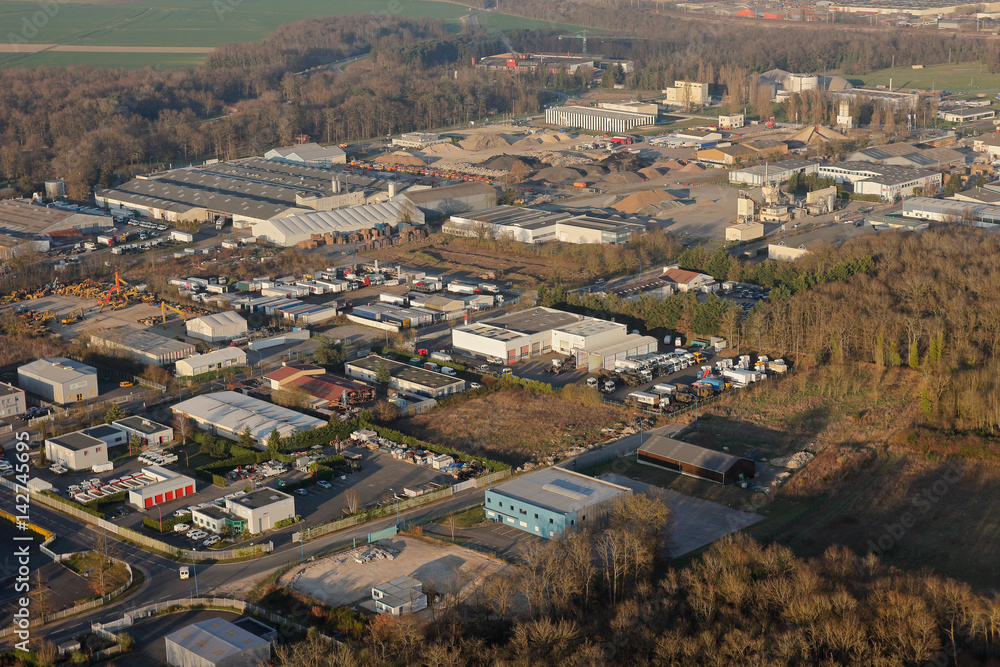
[394,182,497,217]
[392,133,448,149]
[186,311,248,343]
[251,200,424,247]
[175,348,248,378]
[728,159,819,186]
[0,381,26,418]
[444,206,643,245]
[638,434,755,485]
[171,391,326,447]
[938,107,996,123]
[18,357,98,405]
[112,416,174,447]
[545,105,656,133]
[372,576,428,615]
[128,466,196,509]
[89,326,196,365]
[345,355,465,399]
[0,199,112,237]
[818,162,941,201]
[225,487,295,534]
[164,617,271,667]
[485,467,631,539]
[44,431,108,471]
[726,222,765,242]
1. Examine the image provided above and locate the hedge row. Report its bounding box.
[81,490,127,510]
[143,512,192,533]
[40,491,104,519]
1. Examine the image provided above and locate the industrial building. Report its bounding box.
[89,326,196,365]
[843,143,965,169]
[697,144,756,166]
[973,133,1000,159]
[544,105,656,133]
[83,424,128,449]
[171,391,326,447]
[476,52,633,76]
[726,221,765,242]
[394,182,497,217]
[165,617,271,667]
[392,133,448,149]
[444,206,644,245]
[185,311,248,343]
[661,266,717,292]
[372,577,428,615]
[226,487,296,534]
[175,348,248,378]
[0,382,26,418]
[637,434,756,485]
[599,100,659,116]
[18,357,98,404]
[485,467,631,539]
[264,142,346,165]
[96,158,393,228]
[112,416,174,447]
[758,69,853,101]
[0,199,113,239]
[817,163,941,201]
[728,159,819,186]
[190,505,232,534]
[265,364,375,407]
[900,197,1000,227]
[938,107,996,123]
[250,200,424,246]
[44,431,109,471]
[579,334,660,371]
[128,466,196,509]
[346,355,465,398]
[663,81,711,106]
[452,306,657,367]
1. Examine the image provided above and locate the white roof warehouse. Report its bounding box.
[171,391,326,447]
[251,201,425,246]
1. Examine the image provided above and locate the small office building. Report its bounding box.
[346,356,466,398]
[164,617,272,667]
[113,416,174,446]
[485,467,631,539]
[18,357,98,404]
[372,577,428,615]
[0,382,26,418]
[637,434,755,484]
[128,466,196,509]
[83,424,128,448]
[190,505,232,534]
[44,432,109,471]
[225,488,295,534]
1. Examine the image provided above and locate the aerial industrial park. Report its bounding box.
[2,6,1000,664]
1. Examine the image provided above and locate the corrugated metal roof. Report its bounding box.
[639,434,743,473]
[165,618,269,660]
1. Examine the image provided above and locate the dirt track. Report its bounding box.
[0,44,213,53]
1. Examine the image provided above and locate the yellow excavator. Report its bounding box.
[161,302,188,325]
[61,307,84,324]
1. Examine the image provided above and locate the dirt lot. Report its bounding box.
[400,387,628,465]
[282,536,507,607]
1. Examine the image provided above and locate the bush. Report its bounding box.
[212,474,228,488]
[143,512,191,533]
[117,632,135,652]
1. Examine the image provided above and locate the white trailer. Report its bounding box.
[628,391,661,407]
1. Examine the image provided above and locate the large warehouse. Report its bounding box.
[445,206,644,245]
[346,355,466,398]
[171,391,326,447]
[394,182,497,216]
[452,306,656,367]
[165,617,271,667]
[186,311,248,342]
[18,357,98,404]
[485,467,631,539]
[544,105,656,133]
[250,200,424,246]
[728,159,819,186]
[264,142,346,165]
[637,434,756,485]
[89,326,196,365]
[175,348,248,378]
[0,199,113,237]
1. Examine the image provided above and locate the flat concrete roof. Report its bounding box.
[0,381,23,397]
[48,431,103,451]
[113,416,171,435]
[19,357,96,385]
[481,306,581,335]
[348,356,462,390]
[488,467,630,515]
[231,487,293,510]
[90,326,195,358]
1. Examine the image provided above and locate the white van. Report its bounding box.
[179,566,189,580]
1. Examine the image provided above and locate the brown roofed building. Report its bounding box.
[661,266,716,292]
[638,433,755,485]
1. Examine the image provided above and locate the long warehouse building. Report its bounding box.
[251,201,425,246]
[171,391,326,447]
[544,105,656,133]
[89,326,196,365]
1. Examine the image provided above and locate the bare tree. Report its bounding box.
[173,412,191,446]
[344,490,360,515]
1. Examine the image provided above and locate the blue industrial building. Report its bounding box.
[485,468,632,539]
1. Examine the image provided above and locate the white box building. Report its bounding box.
[113,416,174,446]
[175,348,248,377]
[18,357,98,405]
[186,311,248,343]
[44,432,109,471]
[0,382,26,418]
[225,487,295,534]
[128,466,196,508]
[372,577,428,615]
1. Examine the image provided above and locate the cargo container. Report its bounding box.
[627,391,660,407]
[651,383,676,396]
[430,351,453,363]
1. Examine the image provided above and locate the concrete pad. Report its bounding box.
[598,472,763,556]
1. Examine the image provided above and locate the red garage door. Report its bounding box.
[186,485,194,495]
[175,487,185,498]
[145,497,153,508]
[165,490,174,502]
[155,494,163,504]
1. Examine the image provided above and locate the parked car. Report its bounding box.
[188,530,208,541]
[294,488,308,496]
[202,536,221,547]
[469,382,482,389]
[173,509,189,518]
[317,480,332,489]
[174,524,190,533]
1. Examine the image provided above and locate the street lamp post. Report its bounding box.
[157,504,163,532]
[190,551,199,597]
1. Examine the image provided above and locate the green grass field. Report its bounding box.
[835,61,1000,92]
[0,0,584,69]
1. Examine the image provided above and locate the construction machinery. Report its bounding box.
[61,307,84,324]
[98,269,141,312]
[161,302,188,325]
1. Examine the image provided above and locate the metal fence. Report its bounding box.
[367,525,398,543]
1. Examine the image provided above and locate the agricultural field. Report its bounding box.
[834,61,1000,92]
[0,0,577,68]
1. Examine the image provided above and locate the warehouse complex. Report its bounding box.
[637,434,756,485]
[452,306,657,369]
[264,142,346,165]
[175,348,248,378]
[185,311,248,342]
[544,105,656,133]
[485,467,631,539]
[18,357,98,405]
[345,355,466,398]
[171,391,326,446]
[729,159,819,185]
[444,206,645,245]
[394,182,498,216]
[817,163,941,201]
[89,326,196,365]
[250,200,424,246]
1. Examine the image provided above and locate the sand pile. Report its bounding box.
[660,160,685,169]
[613,190,680,214]
[424,143,464,155]
[375,151,427,166]
[580,164,610,177]
[639,166,667,179]
[679,162,705,173]
[481,155,533,173]
[458,133,510,151]
[603,172,645,185]
[510,136,543,149]
[532,166,584,183]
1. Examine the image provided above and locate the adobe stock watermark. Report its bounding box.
[866,462,961,559]
[213,0,243,21]
[6,0,66,52]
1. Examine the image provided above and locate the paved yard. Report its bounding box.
[283,536,506,607]
[598,472,763,556]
